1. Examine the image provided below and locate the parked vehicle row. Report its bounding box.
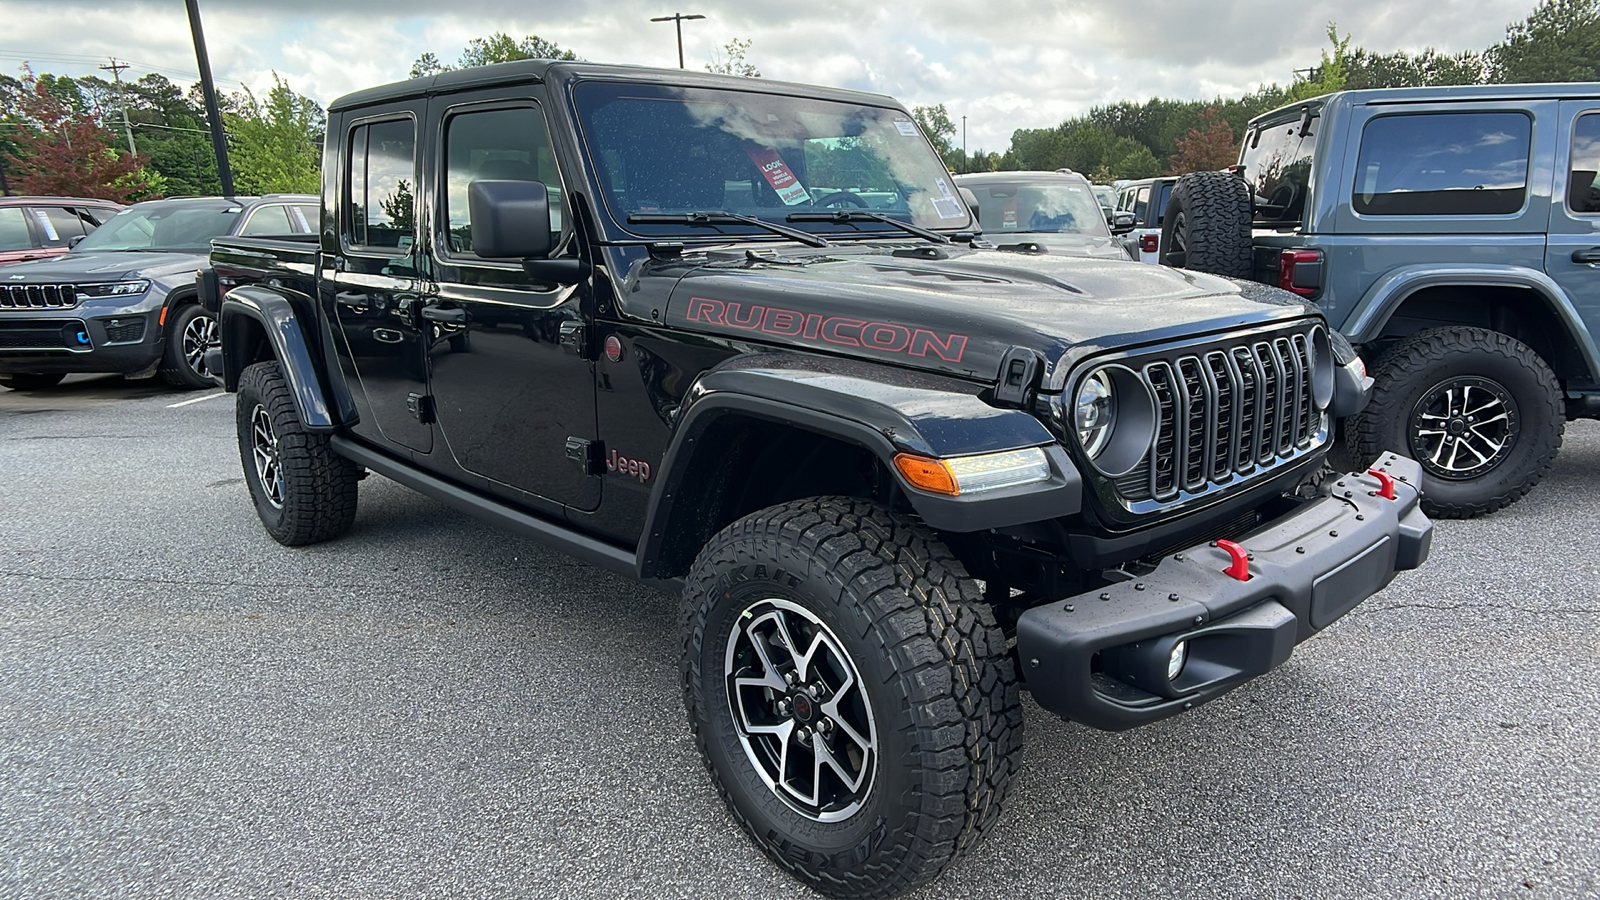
[0,194,317,391]
[201,60,1431,899]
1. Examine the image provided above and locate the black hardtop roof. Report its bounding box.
[0,195,123,207]
[328,58,900,113]
[1250,81,1600,127]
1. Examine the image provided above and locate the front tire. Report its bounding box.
[681,497,1022,898]
[0,373,66,391]
[160,304,220,388]
[236,361,360,545]
[1350,327,1563,518]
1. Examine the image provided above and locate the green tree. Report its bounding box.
[1488,0,1600,83]
[1286,23,1352,102]
[1,69,151,200]
[707,38,760,77]
[410,32,580,78]
[225,73,324,195]
[1343,47,1486,88]
[912,104,962,169]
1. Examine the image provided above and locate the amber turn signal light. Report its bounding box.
[893,453,959,496]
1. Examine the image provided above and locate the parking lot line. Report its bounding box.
[167,392,226,409]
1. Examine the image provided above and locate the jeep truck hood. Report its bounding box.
[662,245,1315,386]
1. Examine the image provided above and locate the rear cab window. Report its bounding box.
[1352,112,1532,216]
[1242,113,1316,225]
[347,118,418,253]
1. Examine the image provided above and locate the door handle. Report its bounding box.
[421,305,468,324]
[1572,248,1600,264]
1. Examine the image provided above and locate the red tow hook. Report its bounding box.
[1367,468,1397,500]
[1215,539,1251,581]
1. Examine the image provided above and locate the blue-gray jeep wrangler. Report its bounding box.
[1161,83,1600,517]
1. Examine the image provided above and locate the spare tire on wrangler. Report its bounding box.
[1160,170,1253,279]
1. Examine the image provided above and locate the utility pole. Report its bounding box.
[650,12,705,69]
[99,58,137,155]
[185,0,234,196]
[961,115,967,174]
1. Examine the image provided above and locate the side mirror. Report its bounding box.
[67,234,85,249]
[468,180,553,259]
[1109,211,1136,235]
[958,186,981,225]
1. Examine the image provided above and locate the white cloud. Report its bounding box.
[2,0,1537,151]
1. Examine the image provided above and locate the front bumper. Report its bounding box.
[1016,452,1432,731]
[0,310,163,374]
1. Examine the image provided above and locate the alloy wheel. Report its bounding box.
[723,597,877,822]
[184,313,219,378]
[250,403,285,508]
[1409,375,1519,480]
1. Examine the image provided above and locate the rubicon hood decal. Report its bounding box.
[686,296,968,363]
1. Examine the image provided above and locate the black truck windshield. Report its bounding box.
[73,203,242,252]
[1242,112,1316,225]
[573,81,972,238]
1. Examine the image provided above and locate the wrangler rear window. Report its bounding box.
[1353,112,1531,216]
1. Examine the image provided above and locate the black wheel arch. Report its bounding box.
[219,285,349,431]
[636,363,1082,580]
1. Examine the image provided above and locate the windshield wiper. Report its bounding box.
[628,211,831,248]
[786,210,951,244]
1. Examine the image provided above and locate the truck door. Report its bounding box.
[327,104,433,455]
[420,97,600,511]
[1546,100,1600,386]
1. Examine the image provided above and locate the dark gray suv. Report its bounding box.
[0,195,318,391]
[1161,83,1600,518]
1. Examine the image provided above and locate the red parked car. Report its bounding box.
[0,196,124,266]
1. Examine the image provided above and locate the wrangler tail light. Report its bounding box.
[1139,234,1159,254]
[1278,249,1323,297]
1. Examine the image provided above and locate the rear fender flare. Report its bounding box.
[636,359,1082,579]
[1346,264,1600,382]
[220,285,334,430]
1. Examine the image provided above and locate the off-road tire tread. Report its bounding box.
[1162,170,1253,278]
[681,496,1022,899]
[159,303,216,388]
[236,361,359,545]
[1350,326,1563,518]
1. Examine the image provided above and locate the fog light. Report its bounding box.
[1167,641,1188,681]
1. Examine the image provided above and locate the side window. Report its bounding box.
[348,118,417,252]
[290,205,318,232]
[83,207,117,227]
[239,205,293,236]
[0,208,33,251]
[36,207,88,246]
[442,105,566,257]
[1353,112,1531,216]
[1133,186,1150,220]
[1568,113,1600,214]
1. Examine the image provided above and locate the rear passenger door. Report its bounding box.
[421,93,600,512]
[326,101,435,455]
[1546,101,1600,387]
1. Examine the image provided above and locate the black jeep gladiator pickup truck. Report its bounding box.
[203,60,1433,898]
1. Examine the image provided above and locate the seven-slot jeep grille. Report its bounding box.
[1108,325,1326,506]
[0,284,80,310]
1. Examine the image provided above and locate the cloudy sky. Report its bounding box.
[3,0,1543,150]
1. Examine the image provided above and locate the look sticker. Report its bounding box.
[894,117,918,136]
[746,145,812,205]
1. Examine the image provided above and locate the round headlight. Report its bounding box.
[1074,368,1117,457]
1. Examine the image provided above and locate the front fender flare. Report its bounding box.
[1346,263,1600,381]
[220,286,335,430]
[636,357,1082,579]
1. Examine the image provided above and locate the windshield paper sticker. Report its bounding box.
[894,117,918,136]
[931,177,965,220]
[31,209,59,241]
[746,146,812,205]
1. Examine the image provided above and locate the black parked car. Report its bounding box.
[955,170,1132,259]
[0,194,317,391]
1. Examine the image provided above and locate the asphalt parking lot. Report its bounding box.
[1,375,1596,900]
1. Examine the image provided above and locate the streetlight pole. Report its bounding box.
[184,0,233,196]
[961,115,967,174]
[650,12,705,69]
